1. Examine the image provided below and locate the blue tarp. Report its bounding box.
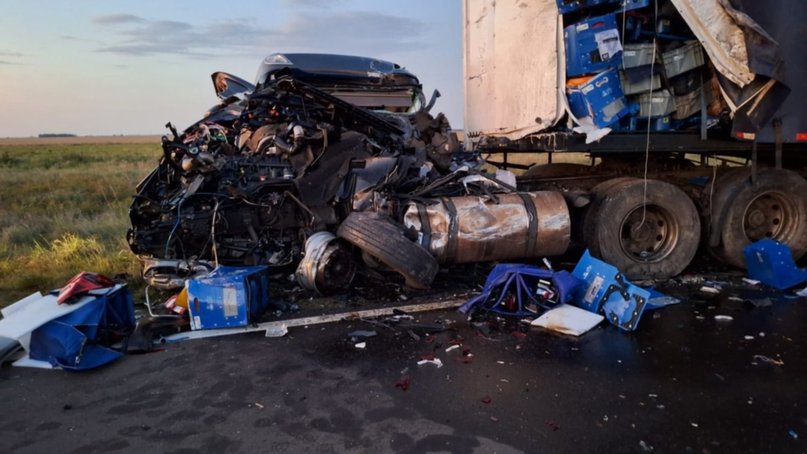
[29,285,135,371]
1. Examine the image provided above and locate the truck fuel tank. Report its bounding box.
[404,192,570,264]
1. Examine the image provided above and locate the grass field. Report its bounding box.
[0,139,161,306]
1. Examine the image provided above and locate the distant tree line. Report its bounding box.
[38,133,77,138]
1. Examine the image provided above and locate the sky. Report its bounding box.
[0,0,462,137]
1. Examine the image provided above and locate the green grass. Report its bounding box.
[0,143,161,306]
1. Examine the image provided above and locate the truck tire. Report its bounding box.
[707,168,807,268]
[584,178,700,280]
[337,211,439,289]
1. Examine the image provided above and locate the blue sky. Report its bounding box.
[0,0,461,137]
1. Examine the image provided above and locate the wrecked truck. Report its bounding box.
[127,53,572,293]
[464,0,807,280]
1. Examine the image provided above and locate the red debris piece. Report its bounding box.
[57,272,115,305]
[395,377,411,391]
[545,420,560,431]
[480,396,492,404]
[419,353,435,361]
[510,331,528,340]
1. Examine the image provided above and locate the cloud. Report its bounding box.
[0,60,22,65]
[92,12,428,58]
[276,12,428,52]
[0,51,24,57]
[92,14,145,25]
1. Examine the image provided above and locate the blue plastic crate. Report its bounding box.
[744,239,807,290]
[567,89,590,120]
[621,0,650,11]
[568,69,630,127]
[622,115,672,132]
[571,250,650,331]
[556,0,620,14]
[565,14,623,77]
[187,266,271,330]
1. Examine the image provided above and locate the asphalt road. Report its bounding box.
[1,280,806,453]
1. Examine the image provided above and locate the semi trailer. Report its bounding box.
[463,0,807,279]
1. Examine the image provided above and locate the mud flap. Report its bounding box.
[572,250,650,331]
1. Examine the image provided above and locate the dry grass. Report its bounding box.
[0,141,161,305]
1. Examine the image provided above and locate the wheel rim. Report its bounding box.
[742,191,799,242]
[618,205,679,263]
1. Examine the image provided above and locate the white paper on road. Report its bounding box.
[531,304,604,336]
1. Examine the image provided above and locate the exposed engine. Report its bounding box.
[128,76,471,289]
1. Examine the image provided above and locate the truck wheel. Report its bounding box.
[584,178,700,280]
[708,168,807,268]
[337,211,439,289]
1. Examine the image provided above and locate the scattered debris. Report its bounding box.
[480,396,492,404]
[745,297,773,309]
[742,278,761,286]
[572,250,651,331]
[417,358,443,368]
[531,304,604,336]
[265,324,289,338]
[752,355,784,366]
[460,264,580,317]
[1,281,135,371]
[639,440,654,452]
[348,330,377,339]
[700,286,721,295]
[445,344,460,353]
[354,342,366,349]
[789,430,799,440]
[254,402,265,409]
[714,315,734,322]
[744,239,807,290]
[161,298,465,343]
[395,376,411,391]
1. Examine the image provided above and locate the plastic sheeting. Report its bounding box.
[28,285,135,371]
[463,0,563,140]
[671,0,754,88]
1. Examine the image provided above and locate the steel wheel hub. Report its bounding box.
[743,192,797,242]
[619,205,678,262]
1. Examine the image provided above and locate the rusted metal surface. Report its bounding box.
[404,192,570,264]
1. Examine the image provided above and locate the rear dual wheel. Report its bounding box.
[705,168,807,268]
[584,178,701,280]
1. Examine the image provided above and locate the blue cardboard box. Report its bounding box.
[572,250,650,331]
[565,14,623,77]
[557,0,648,14]
[567,69,630,128]
[556,0,619,14]
[744,239,807,290]
[566,89,590,120]
[187,266,271,330]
